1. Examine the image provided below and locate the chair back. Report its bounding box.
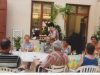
[46,65,67,73]
[75,65,99,73]
[0,55,21,68]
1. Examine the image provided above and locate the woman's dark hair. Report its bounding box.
[86,43,95,55]
[0,38,11,50]
[91,35,98,41]
[47,22,55,27]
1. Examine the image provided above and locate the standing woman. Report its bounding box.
[48,22,59,41]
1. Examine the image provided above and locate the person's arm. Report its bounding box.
[41,55,53,68]
[96,43,100,51]
[20,43,26,52]
[48,31,52,37]
[34,55,52,69]
[67,45,71,54]
[76,56,83,69]
[65,54,68,65]
[27,43,34,52]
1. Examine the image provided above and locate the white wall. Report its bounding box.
[95,1,100,27]
[7,0,31,39]
[7,0,98,42]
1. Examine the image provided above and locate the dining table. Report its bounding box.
[12,51,100,71]
[12,51,49,63]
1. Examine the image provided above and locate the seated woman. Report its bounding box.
[76,43,98,68]
[61,38,71,55]
[20,35,34,69]
[91,36,100,52]
[21,34,34,52]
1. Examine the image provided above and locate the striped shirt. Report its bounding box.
[41,51,68,68]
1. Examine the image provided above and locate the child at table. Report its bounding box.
[20,35,34,70]
[61,37,71,55]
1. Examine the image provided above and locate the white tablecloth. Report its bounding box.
[12,51,49,63]
[12,51,89,66]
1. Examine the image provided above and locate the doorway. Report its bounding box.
[65,4,90,54]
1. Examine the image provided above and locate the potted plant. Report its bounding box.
[51,4,60,21]
[94,27,100,41]
[59,5,72,36]
[14,36,21,51]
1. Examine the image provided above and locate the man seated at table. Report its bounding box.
[76,43,98,68]
[0,38,21,67]
[0,38,12,55]
[35,40,68,72]
[43,36,54,53]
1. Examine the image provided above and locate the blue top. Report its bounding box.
[21,42,33,49]
[81,56,98,66]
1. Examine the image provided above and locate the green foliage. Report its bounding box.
[94,27,100,40]
[51,5,60,21]
[59,4,72,18]
[59,4,72,14]
[14,36,21,49]
[51,4,72,21]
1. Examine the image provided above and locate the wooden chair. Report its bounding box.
[75,65,99,73]
[45,65,67,73]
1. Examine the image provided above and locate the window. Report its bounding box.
[43,4,52,19]
[31,1,53,38]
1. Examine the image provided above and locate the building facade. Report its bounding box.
[6,0,100,42]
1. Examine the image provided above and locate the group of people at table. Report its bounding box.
[0,23,100,72]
